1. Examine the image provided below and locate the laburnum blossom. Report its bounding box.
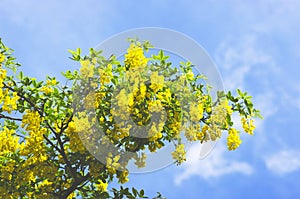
[227,128,242,150]
[241,116,256,135]
[171,144,186,164]
[124,43,148,69]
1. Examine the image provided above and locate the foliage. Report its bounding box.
[0,38,261,198]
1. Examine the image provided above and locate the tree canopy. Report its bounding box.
[0,38,261,198]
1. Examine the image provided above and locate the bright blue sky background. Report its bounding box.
[1,0,300,198]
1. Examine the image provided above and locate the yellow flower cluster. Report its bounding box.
[0,53,5,67]
[148,99,164,113]
[106,152,121,174]
[197,125,209,142]
[135,83,147,101]
[95,179,108,192]
[185,69,194,81]
[117,169,129,184]
[0,159,16,182]
[204,99,233,141]
[171,144,186,164]
[40,78,57,94]
[0,53,4,61]
[0,127,23,156]
[114,123,132,140]
[110,89,131,123]
[1,92,19,113]
[67,192,77,199]
[40,86,53,95]
[148,140,163,152]
[185,123,201,141]
[115,89,130,111]
[0,67,6,86]
[227,128,242,150]
[67,114,89,153]
[156,88,172,103]
[84,91,98,110]
[99,64,113,85]
[34,179,53,197]
[124,43,148,69]
[189,102,204,122]
[0,110,61,198]
[150,71,164,92]
[148,122,164,141]
[21,110,48,164]
[241,116,256,135]
[46,79,57,85]
[80,59,95,78]
[0,67,19,113]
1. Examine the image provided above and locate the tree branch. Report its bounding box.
[60,174,91,199]
[0,113,22,121]
[43,134,62,153]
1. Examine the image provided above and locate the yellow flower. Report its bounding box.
[0,127,21,155]
[95,180,108,192]
[84,91,98,110]
[185,124,200,141]
[136,83,147,100]
[197,125,209,142]
[150,71,164,92]
[186,70,194,80]
[46,79,57,85]
[0,53,5,63]
[208,99,230,131]
[106,153,121,174]
[67,192,76,199]
[124,43,148,69]
[128,93,134,107]
[149,100,163,113]
[99,64,112,84]
[80,60,94,78]
[148,123,163,141]
[241,117,256,135]
[223,99,233,115]
[0,68,7,87]
[40,86,53,95]
[20,110,48,163]
[116,89,129,110]
[148,140,163,152]
[65,121,76,135]
[189,102,204,122]
[118,169,129,184]
[227,128,242,150]
[1,92,19,113]
[171,144,186,164]
[73,112,91,133]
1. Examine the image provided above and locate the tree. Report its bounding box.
[0,38,261,198]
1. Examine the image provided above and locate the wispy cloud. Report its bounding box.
[174,142,253,185]
[265,150,300,175]
[215,34,278,91]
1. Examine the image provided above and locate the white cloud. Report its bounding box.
[265,150,300,175]
[174,142,253,185]
[215,34,278,91]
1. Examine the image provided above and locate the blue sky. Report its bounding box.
[1,0,300,198]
